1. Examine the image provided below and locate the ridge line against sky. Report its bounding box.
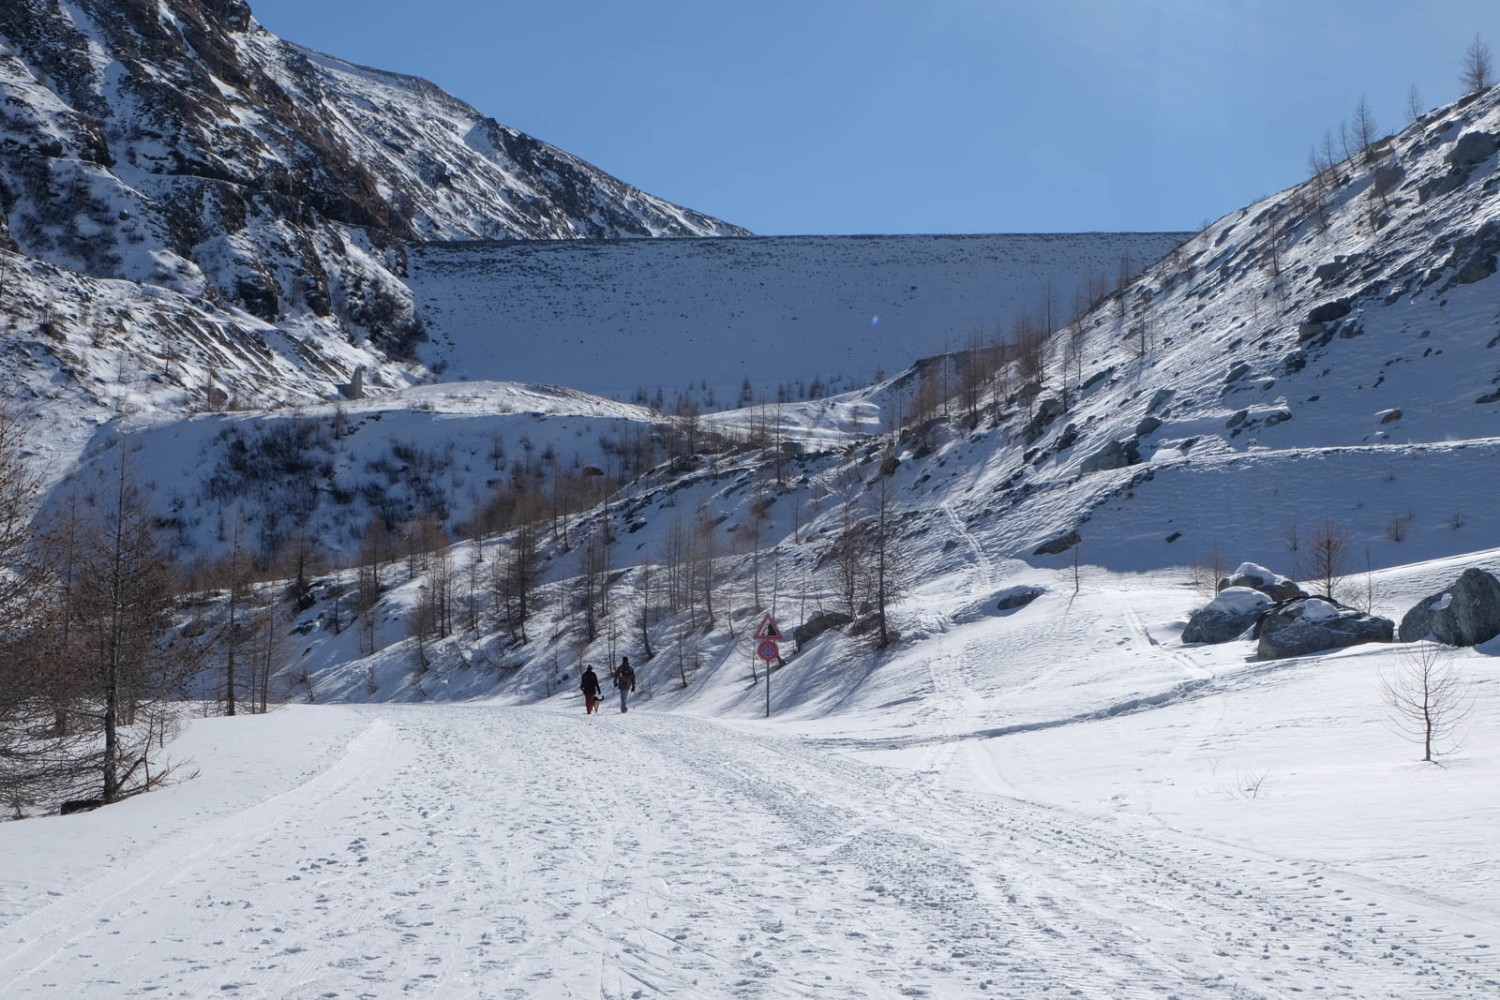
[248,0,1499,236]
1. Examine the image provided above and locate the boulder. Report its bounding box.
[1079,438,1140,474]
[995,587,1043,612]
[1447,130,1499,168]
[1023,396,1067,443]
[1033,530,1081,556]
[1134,415,1162,437]
[791,611,853,650]
[1183,587,1271,644]
[1307,299,1352,324]
[1255,598,1394,660]
[1398,568,1500,646]
[1218,562,1305,602]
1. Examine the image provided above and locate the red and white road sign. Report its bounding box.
[754,614,783,641]
[757,639,780,662]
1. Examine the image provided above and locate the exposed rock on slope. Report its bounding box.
[1399,568,1500,646]
[1256,599,1394,660]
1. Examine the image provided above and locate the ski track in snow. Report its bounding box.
[1,705,1495,998]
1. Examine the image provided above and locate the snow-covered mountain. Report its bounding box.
[0,0,745,480]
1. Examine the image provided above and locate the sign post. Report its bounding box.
[754,614,782,717]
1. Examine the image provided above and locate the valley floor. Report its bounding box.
[0,698,1495,999]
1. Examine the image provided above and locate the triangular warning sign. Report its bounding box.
[754,614,783,640]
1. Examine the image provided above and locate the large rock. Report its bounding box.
[1033,530,1081,556]
[791,611,853,650]
[1023,396,1067,443]
[1183,587,1271,644]
[1079,437,1141,474]
[1447,130,1499,168]
[1218,562,1306,602]
[995,587,1043,612]
[1398,568,1500,646]
[1255,598,1394,660]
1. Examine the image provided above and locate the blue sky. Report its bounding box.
[247,0,1497,236]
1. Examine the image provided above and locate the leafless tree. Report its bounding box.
[65,446,185,804]
[1462,34,1493,94]
[1298,520,1351,602]
[866,449,906,649]
[695,505,719,630]
[825,468,867,621]
[1382,643,1474,762]
[1405,84,1424,125]
[1352,95,1378,163]
[634,563,655,661]
[1189,547,1226,603]
[209,511,256,717]
[0,407,87,814]
[493,515,542,645]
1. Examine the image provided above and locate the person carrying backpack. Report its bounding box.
[612,656,636,713]
[580,664,602,715]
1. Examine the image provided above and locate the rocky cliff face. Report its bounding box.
[0,0,744,361]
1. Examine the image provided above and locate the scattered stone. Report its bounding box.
[1398,568,1500,646]
[1224,361,1251,384]
[1147,388,1175,414]
[1378,408,1402,424]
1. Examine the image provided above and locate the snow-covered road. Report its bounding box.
[1,704,1496,998]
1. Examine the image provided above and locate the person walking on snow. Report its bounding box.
[613,656,636,713]
[580,664,602,715]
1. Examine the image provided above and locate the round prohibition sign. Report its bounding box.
[757,639,780,662]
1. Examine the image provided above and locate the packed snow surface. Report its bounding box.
[1,561,1496,998]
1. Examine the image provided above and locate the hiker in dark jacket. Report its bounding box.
[612,656,636,713]
[580,664,602,715]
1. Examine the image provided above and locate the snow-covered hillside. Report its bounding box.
[0,0,746,490]
[410,232,1188,407]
